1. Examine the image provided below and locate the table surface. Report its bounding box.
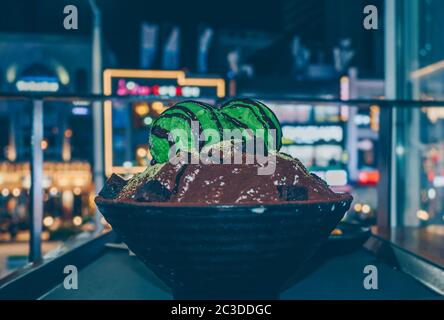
[41,247,442,300]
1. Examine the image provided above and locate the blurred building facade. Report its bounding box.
[0,33,94,94]
[0,33,114,245]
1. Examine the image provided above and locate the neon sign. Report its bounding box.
[16,76,59,92]
[103,69,226,176]
[116,79,200,98]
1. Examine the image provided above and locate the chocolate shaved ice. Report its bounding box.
[99,174,127,199]
[100,99,342,205]
[116,163,165,200]
[134,180,172,202]
[111,149,338,204]
[277,185,308,201]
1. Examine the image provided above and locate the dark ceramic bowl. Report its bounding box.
[95,195,352,299]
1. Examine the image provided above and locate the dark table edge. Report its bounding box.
[1,231,443,299]
[0,231,116,300]
[364,237,444,296]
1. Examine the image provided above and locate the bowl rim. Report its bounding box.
[95,192,353,210]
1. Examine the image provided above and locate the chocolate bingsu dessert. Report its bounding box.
[96,99,352,300]
[99,99,340,205]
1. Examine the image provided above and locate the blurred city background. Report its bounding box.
[0,0,443,279]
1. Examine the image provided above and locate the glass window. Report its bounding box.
[381,0,444,267]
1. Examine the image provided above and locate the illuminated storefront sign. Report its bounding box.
[311,170,348,187]
[103,69,226,176]
[15,76,59,92]
[433,176,444,188]
[423,107,444,123]
[0,162,92,191]
[116,79,201,98]
[281,125,343,144]
[358,170,379,186]
[104,69,225,99]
